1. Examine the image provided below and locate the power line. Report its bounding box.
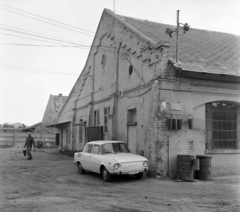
[0,63,80,76]
[0,3,95,35]
[0,32,75,45]
[0,26,87,46]
[0,43,88,48]
[0,24,91,46]
[0,6,94,36]
[0,8,147,49]
[0,42,120,55]
[1,30,147,53]
[0,4,149,49]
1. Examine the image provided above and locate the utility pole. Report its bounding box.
[176,10,180,63]
[165,10,189,63]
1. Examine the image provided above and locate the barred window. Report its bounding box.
[206,102,239,150]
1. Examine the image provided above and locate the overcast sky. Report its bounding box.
[0,0,239,126]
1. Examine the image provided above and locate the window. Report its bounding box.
[127,108,137,125]
[104,107,109,133]
[101,143,130,154]
[206,102,239,150]
[84,144,93,153]
[92,145,100,154]
[94,110,100,126]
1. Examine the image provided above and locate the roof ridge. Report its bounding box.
[104,8,157,46]
[109,9,240,37]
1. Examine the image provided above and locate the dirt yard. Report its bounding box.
[0,147,239,212]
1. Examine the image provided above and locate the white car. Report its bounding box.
[73,140,149,182]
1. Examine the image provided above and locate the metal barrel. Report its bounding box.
[177,155,194,181]
[196,155,212,180]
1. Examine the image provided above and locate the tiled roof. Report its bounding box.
[117,15,240,77]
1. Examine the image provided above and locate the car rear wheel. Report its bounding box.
[135,172,143,179]
[78,163,85,174]
[102,167,112,182]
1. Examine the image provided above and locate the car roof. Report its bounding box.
[86,140,126,145]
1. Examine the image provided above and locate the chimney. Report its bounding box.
[59,93,62,97]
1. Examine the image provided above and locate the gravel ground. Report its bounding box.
[0,147,239,212]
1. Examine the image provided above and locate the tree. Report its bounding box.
[2,123,14,128]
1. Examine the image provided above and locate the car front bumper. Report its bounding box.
[109,168,148,175]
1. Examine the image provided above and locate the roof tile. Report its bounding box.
[118,15,240,77]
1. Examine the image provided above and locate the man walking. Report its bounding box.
[24,132,36,160]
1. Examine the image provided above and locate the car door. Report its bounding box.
[81,144,93,171]
[90,145,102,173]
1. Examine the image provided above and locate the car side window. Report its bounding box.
[92,145,100,154]
[85,144,93,153]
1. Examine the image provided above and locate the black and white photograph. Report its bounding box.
[0,0,240,211]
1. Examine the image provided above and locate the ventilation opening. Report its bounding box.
[129,65,133,75]
[101,54,106,68]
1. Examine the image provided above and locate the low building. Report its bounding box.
[50,9,240,177]
[42,93,68,133]
[22,122,42,133]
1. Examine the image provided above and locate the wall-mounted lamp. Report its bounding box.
[165,23,190,37]
[182,23,190,33]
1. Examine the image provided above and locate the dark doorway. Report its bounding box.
[56,133,60,146]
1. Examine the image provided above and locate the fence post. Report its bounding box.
[41,131,44,146]
[14,131,17,146]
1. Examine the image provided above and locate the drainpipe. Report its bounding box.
[112,42,122,139]
[90,53,97,127]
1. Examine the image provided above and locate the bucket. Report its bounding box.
[23,149,26,156]
[177,119,182,130]
[167,118,173,130]
[173,119,178,130]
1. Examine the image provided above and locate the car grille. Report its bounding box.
[120,161,143,171]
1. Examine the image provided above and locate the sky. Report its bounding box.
[0,0,239,126]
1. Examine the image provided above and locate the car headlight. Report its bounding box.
[113,163,120,170]
[143,161,148,167]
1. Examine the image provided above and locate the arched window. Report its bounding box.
[206,101,239,151]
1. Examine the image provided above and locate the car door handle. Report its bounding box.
[89,156,92,158]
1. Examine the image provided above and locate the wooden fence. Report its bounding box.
[0,131,57,148]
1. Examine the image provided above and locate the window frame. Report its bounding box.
[94,109,100,126]
[84,144,93,153]
[205,101,240,153]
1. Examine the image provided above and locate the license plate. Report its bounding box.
[128,171,138,175]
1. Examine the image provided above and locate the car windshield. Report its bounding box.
[101,143,130,154]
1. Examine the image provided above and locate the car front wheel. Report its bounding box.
[135,172,143,179]
[102,167,112,182]
[78,163,85,174]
